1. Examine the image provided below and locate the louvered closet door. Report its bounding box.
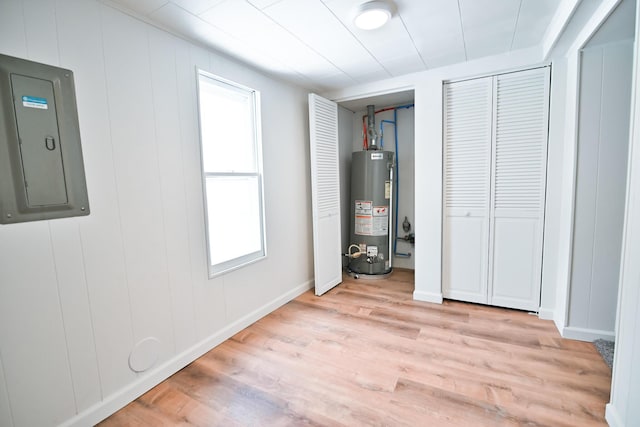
[489,67,550,311]
[308,93,342,296]
[442,77,493,304]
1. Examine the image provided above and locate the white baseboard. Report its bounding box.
[605,403,623,427]
[562,326,615,342]
[537,307,555,320]
[413,290,443,304]
[553,315,565,336]
[60,279,314,427]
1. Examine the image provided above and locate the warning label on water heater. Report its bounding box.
[372,206,389,236]
[354,200,372,215]
[354,200,372,235]
[354,200,388,236]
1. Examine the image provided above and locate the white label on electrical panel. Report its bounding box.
[22,95,48,110]
[371,152,384,160]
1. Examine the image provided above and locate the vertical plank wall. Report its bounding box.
[607,3,640,423]
[568,40,633,338]
[0,1,314,426]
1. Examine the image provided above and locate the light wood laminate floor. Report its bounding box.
[100,270,611,426]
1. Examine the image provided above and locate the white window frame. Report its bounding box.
[196,69,266,278]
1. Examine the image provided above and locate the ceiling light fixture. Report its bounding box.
[354,0,396,30]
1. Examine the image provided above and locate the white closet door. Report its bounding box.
[442,77,493,304]
[488,67,550,311]
[308,93,342,296]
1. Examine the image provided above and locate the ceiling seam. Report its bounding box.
[170,1,211,17]
[150,1,170,16]
[246,0,287,9]
[510,0,524,51]
[100,1,324,90]
[247,0,359,85]
[189,3,324,90]
[319,1,394,79]
[398,14,429,70]
[184,0,220,16]
[456,0,468,61]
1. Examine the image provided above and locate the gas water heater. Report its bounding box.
[348,105,394,276]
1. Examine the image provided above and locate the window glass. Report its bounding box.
[198,79,257,173]
[205,175,262,266]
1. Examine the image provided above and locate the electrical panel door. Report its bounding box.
[0,53,89,223]
[11,74,68,207]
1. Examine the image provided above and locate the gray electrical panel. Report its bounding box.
[0,53,89,224]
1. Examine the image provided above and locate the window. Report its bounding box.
[196,70,266,277]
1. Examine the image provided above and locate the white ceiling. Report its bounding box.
[104,0,567,92]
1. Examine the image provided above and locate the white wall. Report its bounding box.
[606,5,640,425]
[549,0,634,337]
[0,1,313,426]
[567,40,633,340]
[348,106,415,269]
[392,107,415,269]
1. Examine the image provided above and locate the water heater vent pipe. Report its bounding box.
[366,104,378,150]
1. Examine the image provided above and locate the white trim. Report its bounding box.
[581,37,634,53]
[567,0,623,54]
[196,70,267,279]
[561,326,615,342]
[542,0,581,59]
[196,72,267,279]
[555,51,581,334]
[605,403,624,427]
[413,290,443,304]
[537,307,555,320]
[553,316,563,335]
[331,84,416,105]
[607,3,640,419]
[59,279,314,427]
[555,0,625,336]
[323,47,542,105]
[443,64,550,85]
